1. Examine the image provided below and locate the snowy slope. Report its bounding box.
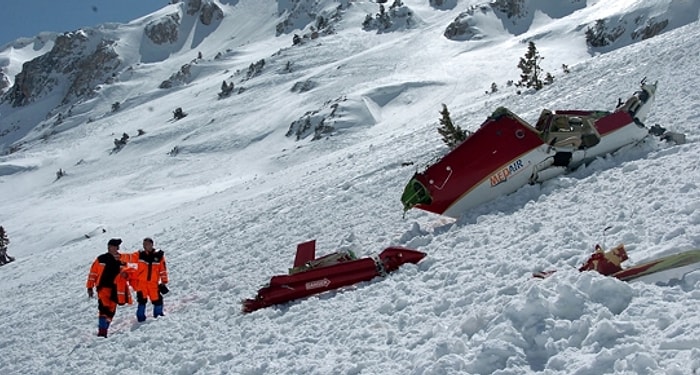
[0,0,699,374]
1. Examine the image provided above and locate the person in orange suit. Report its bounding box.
[86,238,136,337]
[129,237,169,322]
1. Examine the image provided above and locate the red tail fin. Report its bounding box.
[293,240,316,268]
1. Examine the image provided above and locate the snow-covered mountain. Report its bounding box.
[1,0,697,152]
[0,0,699,374]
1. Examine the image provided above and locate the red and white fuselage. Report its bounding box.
[401,80,657,218]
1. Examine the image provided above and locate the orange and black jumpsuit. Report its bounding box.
[129,249,168,321]
[86,253,134,336]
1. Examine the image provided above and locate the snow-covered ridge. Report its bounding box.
[1,0,698,155]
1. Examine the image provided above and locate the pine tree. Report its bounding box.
[437,104,466,149]
[516,41,547,90]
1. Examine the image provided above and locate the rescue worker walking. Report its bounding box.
[86,238,136,337]
[129,237,169,322]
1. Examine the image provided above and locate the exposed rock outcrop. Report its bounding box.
[145,13,181,45]
[585,16,670,50]
[159,63,192,88]
[186,0,224,24]
[362,3,416,33]
[286,97,346,141]
[64,40,120,103]
[490,0,526,19]
[429,0,457,10]
[199,1,224,25]
[631,18,669,41]
[144,0,223,45]
[276,0,350,36]
[186,0,203,15]
[585,19,625,47]
[2,30,120,107]
[444,6,489,41]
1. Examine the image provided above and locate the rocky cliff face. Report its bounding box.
[276,0,351,36]
[64,39,120,104]
[194,0,224,25]
[444,0,691,45]
[444,5,489,41]
[490,0,526,19]
[585,16,671,50]
[145,13,182,45]
[2,30,121,107]
[144,0,223,45]
[2,0,225,111]
[444,1,532,41]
